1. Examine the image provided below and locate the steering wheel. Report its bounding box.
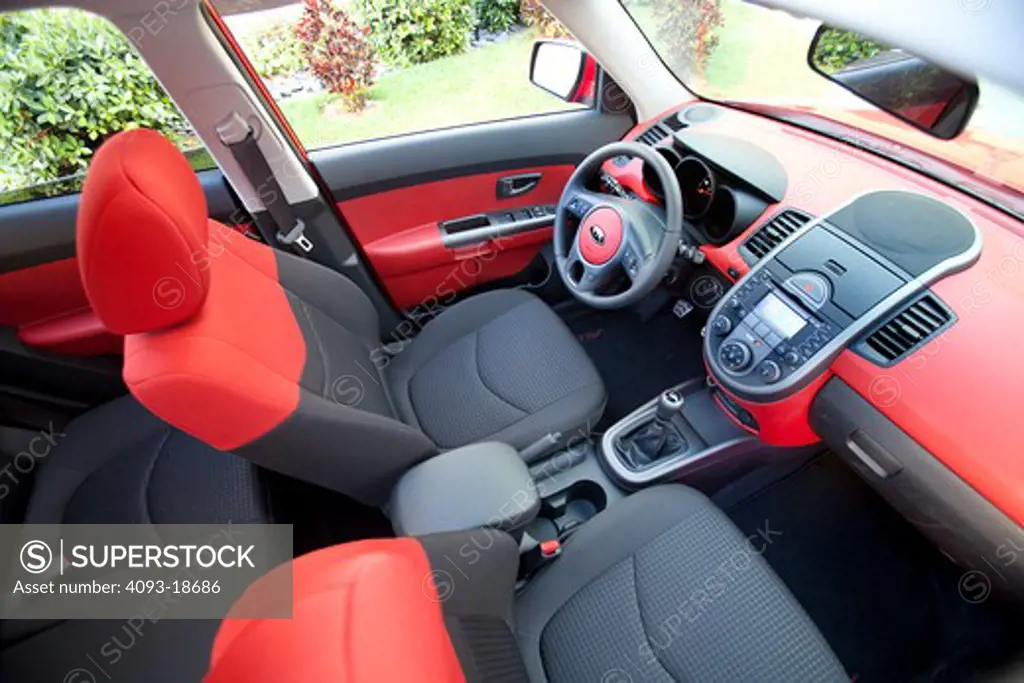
[554,142,683,309]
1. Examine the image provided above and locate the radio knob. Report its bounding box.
[719,341,752,372]
[712,316,733,335]
[758,360,782,384]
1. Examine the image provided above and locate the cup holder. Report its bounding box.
[525,480,607,543]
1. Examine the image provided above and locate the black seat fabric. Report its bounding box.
[514,486,847,683]
[387,289,605,451]
[23,396,271,527]
[275,254,605,454]
[1,396,270,682]
[239,252,605,502]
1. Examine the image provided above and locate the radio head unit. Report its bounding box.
[704,190,981,403]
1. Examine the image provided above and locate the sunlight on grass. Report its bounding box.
[624,0,834,104]
[701,1,831,103]
[280,31,581,149]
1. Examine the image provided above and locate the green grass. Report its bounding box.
[701,1,829,102]
[279,30,580,149]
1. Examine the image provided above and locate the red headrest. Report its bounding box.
[77,129,210,334]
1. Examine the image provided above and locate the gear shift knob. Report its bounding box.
[656,389,684,422]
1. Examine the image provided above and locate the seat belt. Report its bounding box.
[215,113,314,255]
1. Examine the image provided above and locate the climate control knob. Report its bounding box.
[719,341,752,372]
[711,316,733,335]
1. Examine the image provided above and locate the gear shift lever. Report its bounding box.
[649,390,685,452]
[616,389,688,469]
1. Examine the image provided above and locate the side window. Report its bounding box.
[0,8,213,207]
[212,0,588,150]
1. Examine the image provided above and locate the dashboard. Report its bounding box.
[605,101,1024,598]
[602,113,785,248]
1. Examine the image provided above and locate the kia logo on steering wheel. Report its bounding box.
[589,224,606,245]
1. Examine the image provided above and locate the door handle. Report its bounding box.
[497,173,542,199]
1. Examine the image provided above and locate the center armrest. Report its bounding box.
[389,442,540,538]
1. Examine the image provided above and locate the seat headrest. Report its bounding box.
[77,129,210,334]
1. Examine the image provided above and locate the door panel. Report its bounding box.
[339,165,573,308]
[312,108,633,309]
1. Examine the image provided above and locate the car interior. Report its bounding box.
[1,0,1024,681]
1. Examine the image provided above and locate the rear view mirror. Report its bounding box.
[809,26,979,140]
[530,40,597,106]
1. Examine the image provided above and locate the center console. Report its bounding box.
[598,377,761,488]
[705,190,980,427]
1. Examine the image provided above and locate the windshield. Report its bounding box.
[621,0,1024,201]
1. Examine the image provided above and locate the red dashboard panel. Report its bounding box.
[611,103,1024,524]
[338,166,573,309]
[712,368,833,447]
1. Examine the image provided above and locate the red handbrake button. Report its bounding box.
[540,539,562,558]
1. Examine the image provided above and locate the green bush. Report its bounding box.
[0,9,192,193]
[477,0,520,32]
[356,0,476,67]
[247,23,306,79]
[812,28,885,74]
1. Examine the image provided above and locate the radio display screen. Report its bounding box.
[754,293,807,339]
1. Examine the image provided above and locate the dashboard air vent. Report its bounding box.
[636,123,670,146]
[742,209,813,262]
[859,294,954,365]
[636,113,691,146]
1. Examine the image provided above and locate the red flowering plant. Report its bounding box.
[294,0,377,112]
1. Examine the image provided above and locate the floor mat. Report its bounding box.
[723,454,1023,683]
[559,304,707,430]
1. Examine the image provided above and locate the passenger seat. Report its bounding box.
[207,486,848,683]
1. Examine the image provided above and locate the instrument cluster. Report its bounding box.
[640,146,764,245]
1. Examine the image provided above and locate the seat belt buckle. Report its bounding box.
[276,219,313,253]
[540,539,562,559]
[519,538,561,580]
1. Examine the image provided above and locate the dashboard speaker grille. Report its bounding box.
[857,293,955,366]
[742,209,813,261]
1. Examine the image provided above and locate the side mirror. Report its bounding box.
[529,40,597,106]
[808,26,979,140]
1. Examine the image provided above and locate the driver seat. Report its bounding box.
[76,129,605,505]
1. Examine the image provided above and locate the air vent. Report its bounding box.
[857,294,955,365]
[636,123,670,146]
[741,209,813,262]
[636,113,691,146]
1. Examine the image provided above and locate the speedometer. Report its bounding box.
[676,157,716,219]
